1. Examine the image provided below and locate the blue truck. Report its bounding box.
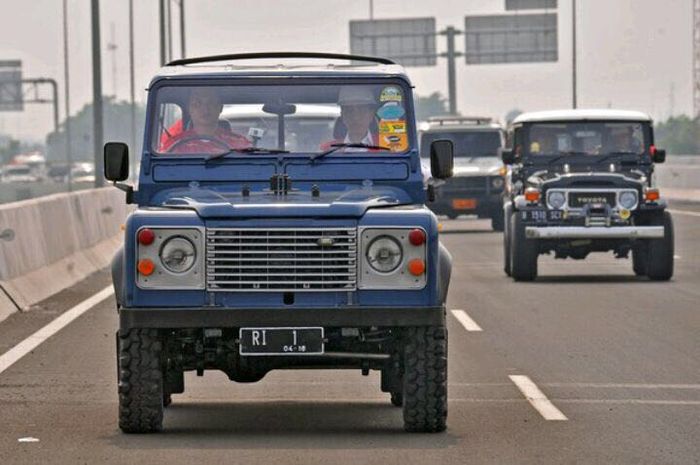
[104,53,454,433]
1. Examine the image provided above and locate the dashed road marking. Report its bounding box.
[509,375,568,421]
[0,286,113,376]
[668,209,700,218]
[451,309,483,332]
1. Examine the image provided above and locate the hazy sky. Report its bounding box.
[0,0,694,141]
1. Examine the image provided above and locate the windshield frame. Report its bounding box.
[146,77,416,160]
[517,120,653,163]
[420,129,504,159]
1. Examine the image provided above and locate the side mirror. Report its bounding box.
[430,140,454,179]
[652,147,666,164]
[104,142,129,181]
[499,147,515,165]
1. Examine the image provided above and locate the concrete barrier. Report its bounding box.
[0,188,127,322]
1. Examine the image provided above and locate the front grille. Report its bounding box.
[568,192,616,208]
[206,228,357,291]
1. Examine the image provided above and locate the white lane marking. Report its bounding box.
[0,286,114,376]
[673,255,681,260]
[509,375,568,421]
[668,209,700,218]
[543,383,700,390]
[451,309,483,332]
[17,437,40,443]
[557,399,700,406]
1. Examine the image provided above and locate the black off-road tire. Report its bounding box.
[646,211,674,281]
[510,212,538,281]
[118,329,164,434]
[632,246,648,276]
[491,210,505,232]
[402,326,447,433]
[390,391,404,407]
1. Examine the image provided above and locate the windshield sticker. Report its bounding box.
[379,86,403,103]
[380,133,408,152]
[379,120,407,134]
[376,102,405,121]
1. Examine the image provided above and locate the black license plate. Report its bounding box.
[523,210,563,222]
[239,327,324,356]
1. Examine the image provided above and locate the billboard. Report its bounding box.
[0,60,23,112]
[349,18,437,67]
[464,14,558,64]
[505,0,557,10]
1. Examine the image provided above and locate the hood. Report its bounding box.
[153,183,413,218]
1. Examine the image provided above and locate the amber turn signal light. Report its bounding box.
[408,258,426,276]
[524,188,540,203]
[645,189,660,202]
[137,259,155,276]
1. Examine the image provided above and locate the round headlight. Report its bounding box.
[547,191,566,209]
[491,177,505,189]
[619,191,638,209]
[366,236,403,273]
[160,237,196,273]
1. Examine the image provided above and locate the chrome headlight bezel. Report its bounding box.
[547,190,566,209]
[618,190,639,210]
[135,227,205,290]
[159,236,197,273]
[358,227,427,290]
[365,235,403,273]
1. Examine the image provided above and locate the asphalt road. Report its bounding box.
[0,205,698,464]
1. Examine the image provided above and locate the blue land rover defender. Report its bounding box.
[104,53,454,433]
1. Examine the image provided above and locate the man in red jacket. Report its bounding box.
[160,87,250,154]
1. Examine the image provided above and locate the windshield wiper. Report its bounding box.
[310,143,391,161]
[205,146,290,163]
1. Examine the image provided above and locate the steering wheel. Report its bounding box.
[166,134,230,153]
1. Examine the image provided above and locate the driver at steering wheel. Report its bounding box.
[160,87,250,154]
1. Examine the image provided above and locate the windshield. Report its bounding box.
[151,83,412,156]
[523,122,647,156]
[420,130,501,158]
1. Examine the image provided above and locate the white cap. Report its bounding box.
[337,86,376,106]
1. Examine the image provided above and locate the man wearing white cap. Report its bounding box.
[320,86,379,151]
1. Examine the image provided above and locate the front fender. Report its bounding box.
[437,242,452,304]
[111,246,125,308]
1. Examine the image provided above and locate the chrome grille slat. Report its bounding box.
[206,227,358,291]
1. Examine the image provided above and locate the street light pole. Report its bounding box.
[572,0,578,109]
[62,0,73,191]
[159,0,166,65]
[442,26,461,115]
[179,0,186,58]
[91,0,104,188]
[129,0,137,179]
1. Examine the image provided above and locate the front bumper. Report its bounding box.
[525,226,664,239]
[119,306,446,330]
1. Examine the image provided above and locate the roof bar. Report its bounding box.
[166,52,396,67]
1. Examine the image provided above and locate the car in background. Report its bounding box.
[502,109,673,281]
[420,116,506,230]
[1,164,41,183]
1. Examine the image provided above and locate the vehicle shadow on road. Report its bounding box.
[532,275,651,284]
[106,401,459,450]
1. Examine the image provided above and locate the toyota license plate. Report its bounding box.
[239,327,324,356]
